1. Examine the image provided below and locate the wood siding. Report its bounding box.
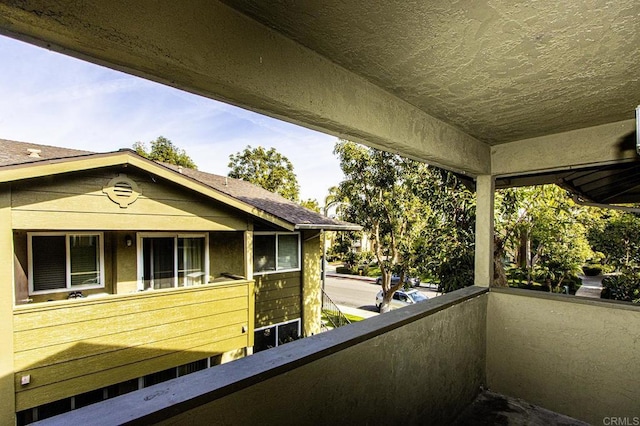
[10,169,248,231]
[13,281,254,411]
[254,271,301,328]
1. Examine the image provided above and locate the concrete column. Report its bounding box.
[0,186,15,424]
[474,175,495,287]
[302,231,322,336]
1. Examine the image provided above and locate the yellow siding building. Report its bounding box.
[0,139,359,424]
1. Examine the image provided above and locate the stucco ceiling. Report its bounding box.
[222,0,640,145]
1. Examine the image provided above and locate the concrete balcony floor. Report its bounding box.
[453,391,588,426]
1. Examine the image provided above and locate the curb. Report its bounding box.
[326,273,377,283]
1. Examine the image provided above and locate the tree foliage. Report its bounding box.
[419,170,475,293]
[587,211,640,270]
[228,145,300,202]
[300,198,320,212]
[133,136,197,169]
[334,141,426,312]
[334,140,475,310]
[495,185,592,290]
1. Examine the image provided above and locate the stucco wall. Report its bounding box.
[487,289,640,424]
[210,231,245,278]
[54,288,487,425]
[302,230,322,336]
[114,230,137,294]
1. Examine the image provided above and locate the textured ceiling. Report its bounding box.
[222,0,640,145]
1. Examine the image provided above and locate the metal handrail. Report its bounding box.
[322,289,351,328]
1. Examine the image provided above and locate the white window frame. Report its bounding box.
[136,232,209,290]
[253,232,301,275]
[254,318,302,348]
[27,232,105,295]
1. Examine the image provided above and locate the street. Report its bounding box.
[323,269,442,313]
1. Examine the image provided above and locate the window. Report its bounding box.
[253,233,300,274]
[253,319,301,353]
[138,233,208,290]
[28,233,104,294]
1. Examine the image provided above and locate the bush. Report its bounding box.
[582,264,602,276]
[335,265,369,276]
[601,274,640,303]
[356,264,369,276]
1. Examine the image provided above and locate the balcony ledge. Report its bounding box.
[39,286,488,425]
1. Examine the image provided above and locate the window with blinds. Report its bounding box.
[253,233,300,274]
[32,235,66,291]
[29,233,104,294]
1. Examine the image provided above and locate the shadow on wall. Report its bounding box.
[254,272,302,327]
[14,340,237,423]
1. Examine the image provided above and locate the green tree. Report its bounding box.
[588,211,640,270]
[334,140,435,312]
[495,185,592,290]
[418,169,476,293]
[323,185,345,217]
[228,145,300,202]
[133,136,197,169]
[300,198,320,212]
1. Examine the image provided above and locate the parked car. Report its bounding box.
[375,289,429,312]
[375,275,420,287]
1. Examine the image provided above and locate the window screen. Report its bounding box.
[178,237,205,286]
[70,235,100,286]
[278,321,300,345]
[253,326,277,353]
[253,235,276,272]
[277,234,299,270]
[32,235,66,292]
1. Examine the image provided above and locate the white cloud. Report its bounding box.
[0,35,343,202]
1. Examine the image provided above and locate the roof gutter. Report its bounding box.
[571,195,640,214]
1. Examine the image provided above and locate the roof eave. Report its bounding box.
[294,223,362,231]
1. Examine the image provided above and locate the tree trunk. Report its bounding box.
[379,292,393,313]
[493,235,509,287]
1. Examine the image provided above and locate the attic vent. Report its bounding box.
[102,174,141,208]
[27,148,41,158]
[113,181,134,197]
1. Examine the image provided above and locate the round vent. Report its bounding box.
[113,181,134,198]
[103,174,140,208]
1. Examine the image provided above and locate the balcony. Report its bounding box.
[36,285,640,425]
[13,280,254,415]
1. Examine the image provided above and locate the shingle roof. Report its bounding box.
[0,138,92,166]
[0,139,359,231]
[160,163,357,229]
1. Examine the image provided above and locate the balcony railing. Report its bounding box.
[36,286,640,425]
[321,289,351,328]
[13,280,254,414]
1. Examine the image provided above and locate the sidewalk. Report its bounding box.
[575,274,603,298]
[337,304,378,319]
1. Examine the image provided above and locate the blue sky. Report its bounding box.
[0,35,343,203]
